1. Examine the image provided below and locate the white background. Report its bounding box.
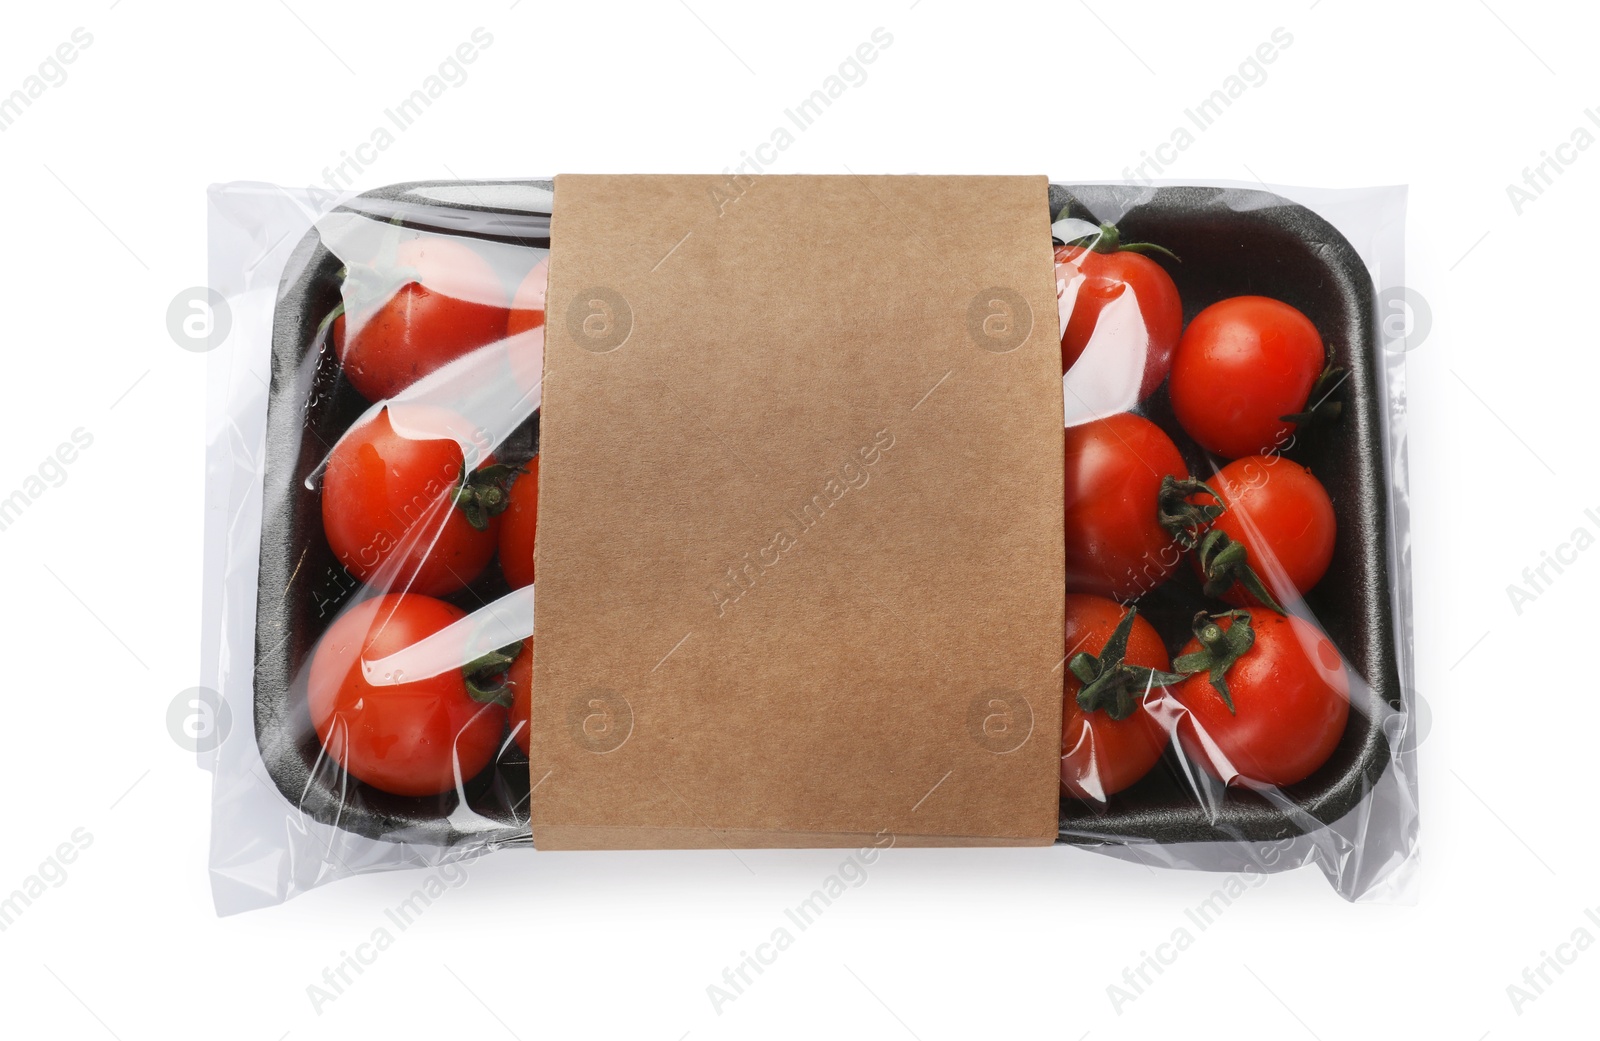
[0,0,1592,1036]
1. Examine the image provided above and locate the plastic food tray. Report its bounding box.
[252,180,1399,849]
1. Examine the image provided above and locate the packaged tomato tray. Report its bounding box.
[200,177,1417,912]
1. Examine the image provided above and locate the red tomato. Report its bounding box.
[1064,412,1190,600]
[498,455,539,590]
[506,639,532,757]
[1060,596,1174,800]
[321,405,516,596]
[507,257,547,337]
[506,259,548,403]
[308,594,508,797]
[1168,610,1350,788]
[1168,296,1329,459]
[1056,231,1182,401]
[1192,454,1336,609]
[333,236,512,401]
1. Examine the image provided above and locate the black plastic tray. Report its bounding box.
[253,179,1399,850]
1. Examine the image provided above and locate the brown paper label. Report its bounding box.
[532,174,1064,849]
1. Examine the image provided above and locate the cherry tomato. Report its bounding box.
[308,594,508,797]
[506,259,548,403]
[1192,454,1336,609]
[1064,412,1190,600]
[1168,610,1350,788]
[1060,596,1173,800]
[333,236,512,401]
[1056,230,1182,402]
[321,405,516,596]
[1169,296,1328,459]
[507,257,547,338]
[498,455,539,590]
[506,639,532,757]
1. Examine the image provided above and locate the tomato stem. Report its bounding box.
[315,300,345,346]
[1172,610,1255,713]
[1157,476,1289,615]
[1280,361,1346,430]
[463,640,522,708]
[1194,529,1288,615]
[1056,213,1182,264]
[1157,475,1224,550]
[1069,606,1188,721]
[456,463,525,531]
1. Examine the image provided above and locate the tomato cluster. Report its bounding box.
[300,216,1352,805]
[1055,218,1351,799]
[309,232,544,798]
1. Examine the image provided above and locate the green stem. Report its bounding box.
[1172,611,1255,713]
[315,300,345,345]
[1281,361,1346,429]
[1195,529,1289,616]
[1157,474,1224,550]
[1057,217,1182,263]
[1070,606,1188,721]
[463,640,523,708]
[455,463,526,531]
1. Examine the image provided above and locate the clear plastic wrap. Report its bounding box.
[201,177,1415,912]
